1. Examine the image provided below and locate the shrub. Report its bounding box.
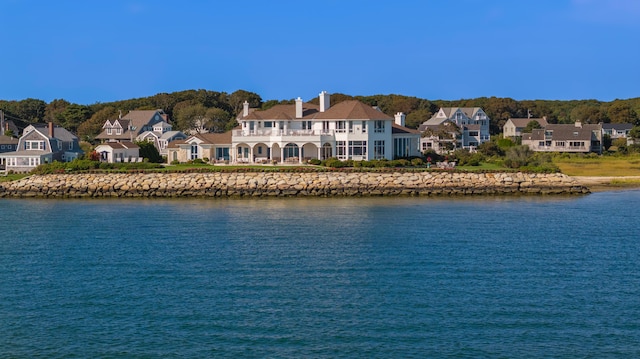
[308,158,322,165]
[170,160,180,165]
[504,145,533,168]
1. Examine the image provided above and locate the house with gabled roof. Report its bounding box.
[522,122,602,154]
[503,117,549,139]
[418,107,491,154]
[167,131,233,164]
[231,91,420,163]
[0,122,83,172]
[94,141,140,163]
[601,123,633,144]
[95,109,186,154]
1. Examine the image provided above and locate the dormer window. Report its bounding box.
[116,128,122,135]
[107,128,112,135]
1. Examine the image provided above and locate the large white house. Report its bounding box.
[231,91,420,163]
[418,107,491,153]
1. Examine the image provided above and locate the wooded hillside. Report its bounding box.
[1,90,639,141]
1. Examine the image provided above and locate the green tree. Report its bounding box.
[58,104,93,133]
[405,108,432,129]
[524,120,542,132]
[77,106,119,141]
[570,104,607,124]
[205,107,231,133]
[14,98,47,122]
[629,126,640,142]
[44,99,71,124]
[607,101,639,125]
[136,141,162,163]
[602,134,612,151]
[504,145,533,168]
[229,90,262,115]
[174,103,208,133]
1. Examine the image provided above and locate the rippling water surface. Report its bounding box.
[2,191,640,358]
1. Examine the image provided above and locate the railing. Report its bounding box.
[232,129,334,137]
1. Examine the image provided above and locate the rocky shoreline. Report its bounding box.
[0,171,589,198]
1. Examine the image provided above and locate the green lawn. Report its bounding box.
[0,173,29,182]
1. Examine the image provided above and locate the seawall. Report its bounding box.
[0,172,589,198]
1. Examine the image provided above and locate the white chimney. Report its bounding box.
[394,112,406,127]
[243,101,250,117]
[575,121,582,128]
[319,91,330,112]
[295,97,303,118]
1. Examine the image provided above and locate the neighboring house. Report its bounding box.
[167,131,232,164]
[94,141,140,163]
[418,107,491,154]
[522,122,603,154]
[391,113,422,158]
[503,117,549,139]
[0,135,19,169]
[602,123,633,145]
[232,91,420,163]
[95,109,186,154]
[0,122,83,172]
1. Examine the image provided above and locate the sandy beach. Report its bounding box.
[572,176,640,191]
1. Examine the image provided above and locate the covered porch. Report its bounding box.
[233,141,334,164]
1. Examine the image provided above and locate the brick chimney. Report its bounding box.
[48,122,55,138]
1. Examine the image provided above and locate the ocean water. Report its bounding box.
[1,191,640,358]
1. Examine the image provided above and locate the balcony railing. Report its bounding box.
[232,129,334,137]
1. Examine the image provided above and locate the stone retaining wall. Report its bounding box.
[0,171,589,198]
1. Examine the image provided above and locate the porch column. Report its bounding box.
[280,147,284,164]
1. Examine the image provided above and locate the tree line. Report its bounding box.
[1,90,639,141]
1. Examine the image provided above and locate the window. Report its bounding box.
[302,121,312,130]
[25,141,45,150]
[348,121,353,133]
[374,120,385,133]
[323,121,330,132]
[349,141,367,157]
[257,147,263,155]
[68,141,73,150]
[468,131,479,136]
[116,128,122,135]
[107,128,112,135]
[336,121,346,133]
[362,121,367,133]
[264,121,273,128]
[336,141,346,159]
[216,147,230,160]
[374,140,385,159]
[191,143,199,160]
[394,138,411,158]
[556,141,565,147]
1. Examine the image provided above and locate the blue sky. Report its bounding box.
[1,0,638,104]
